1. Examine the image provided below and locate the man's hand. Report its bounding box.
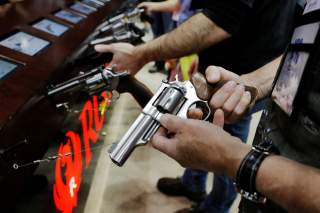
[205,66,253,124]
[138,2,159,12]
[95,43,146,75]
[151,110,249,178]
[138,0,180,13]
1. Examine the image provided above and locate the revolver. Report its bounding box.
[90,26,144,46]
[47,65,128,97]
[47,65,153,108]
[99,19,142,35]
[107,8,145,25]
[109,73,215,166]
[100,20,131,34]
[97,7,145,32]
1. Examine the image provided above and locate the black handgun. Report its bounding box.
[48,65,153,108]
[47,65,128,97]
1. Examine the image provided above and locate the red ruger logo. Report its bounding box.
[53,91,112,213]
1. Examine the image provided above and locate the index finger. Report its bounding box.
[187,108,203,120]
[151,127,177,157]
[159,114,185,133]
[94,44,114,53]
[137,2,146,8]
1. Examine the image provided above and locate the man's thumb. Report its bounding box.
[205,66,222,84]
[206,66,240,84]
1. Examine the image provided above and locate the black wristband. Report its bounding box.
[237,148,269,192]
[236,142,276,203]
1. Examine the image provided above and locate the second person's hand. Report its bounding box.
[138,2,158,12]
[205,66,254,124]
[95,43,147,75]
[151,110,250,178]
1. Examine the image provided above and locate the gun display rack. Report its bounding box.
[0,0,124,210]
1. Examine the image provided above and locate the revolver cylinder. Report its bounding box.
[156,87,185,113]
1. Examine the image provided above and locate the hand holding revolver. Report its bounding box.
[150,110,249,178]
[108,70,258,166]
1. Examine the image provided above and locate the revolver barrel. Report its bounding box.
[47,68,101,96]
[109,113,159,166]
[90,31,133,46]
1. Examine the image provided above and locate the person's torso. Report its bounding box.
[196,0,298,75]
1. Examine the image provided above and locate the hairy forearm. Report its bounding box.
[256,155,320,212]
[222,139,320,212]
[135,13,230,64]
[240,56,282,100]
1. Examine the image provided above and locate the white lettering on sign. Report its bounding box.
[69,177,77,198]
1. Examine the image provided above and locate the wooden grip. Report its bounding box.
[117,76,153,108]
[191,72,216,101]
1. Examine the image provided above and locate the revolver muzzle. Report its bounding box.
[109,113,159,166]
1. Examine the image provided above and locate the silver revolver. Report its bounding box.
[90,28,143,46]
[109,75,213,166]
[47,65,128,96]
[108,8,144,24]
[98,8,145,31]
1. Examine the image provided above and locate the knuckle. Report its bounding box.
[240,95,250,105]
[222,104,233,114]
[210,98,221,109]
[236,85,245,93]
[223,81,237,92]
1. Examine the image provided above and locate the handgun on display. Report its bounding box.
[107,8,145,25]
[47,65,153,108]
[47,65,128,96]
[97,7,151,34]
[100,20,130,33]
[90,25,144,46]
[109,73,216,167]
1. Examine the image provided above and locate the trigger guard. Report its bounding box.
[200,102,211,121]
[189,101,212,121]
